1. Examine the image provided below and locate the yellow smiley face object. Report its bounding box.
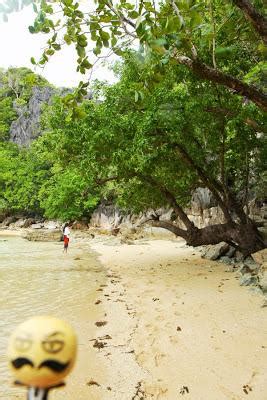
[7,316,77,388]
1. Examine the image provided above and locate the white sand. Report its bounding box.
[87,238,267,400]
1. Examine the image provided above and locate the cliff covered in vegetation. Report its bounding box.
[0,67,53,144]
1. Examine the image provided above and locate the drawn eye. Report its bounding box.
[14,336,32,352]
[42,339,64,354]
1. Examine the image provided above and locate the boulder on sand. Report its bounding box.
[23,229,62,242]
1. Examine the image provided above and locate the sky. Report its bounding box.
[0,5,117,87]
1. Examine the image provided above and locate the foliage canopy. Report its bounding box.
[0,1,266,254]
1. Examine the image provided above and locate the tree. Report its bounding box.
[1,1,266,254]
[0,127,100,221]
[40,55,266,256]
[0,141,51,215]
[27,0,267,111]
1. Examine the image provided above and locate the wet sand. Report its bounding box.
[1,233,266,399]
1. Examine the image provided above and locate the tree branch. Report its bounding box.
[106,1,136,38]
[173,55,267,112]
[170,142,233,222]
[173,141,251,224]
[232,0,267,44]
[151,220,189,238]
[204,107,266,132]
[139,174,196,231]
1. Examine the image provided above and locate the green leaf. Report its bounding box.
[111,36,117,47]
[81,59,93,69]
[28,25,35,34]
[78,34,88,47]
[103,39,109,48]
[190,11,202,29]
[128,10,139,19]
[77,45,86,58]
[62,0,73,6]
[93,46,101,56]
[64,34,72,45]
[46,49,55,56]
[164,16,181,34]
[52,43,61,51]
[100,30,110,41]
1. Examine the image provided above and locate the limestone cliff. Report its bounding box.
[89,188,224,230]
[9,86,56,146]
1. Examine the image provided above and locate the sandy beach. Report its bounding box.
[1,232,266,399]
[87,238,267,400]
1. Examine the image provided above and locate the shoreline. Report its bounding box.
[0,228,24,236]
[2,233,266,399]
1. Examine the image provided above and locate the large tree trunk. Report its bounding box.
[152,220,266,257]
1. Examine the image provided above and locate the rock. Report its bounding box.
[88,198,267,239]
[10,86,56,146]
[234,251,245,262]
[252,249,267,265]
[219,256,233,265]
[120,237,134,245]
[238,257,260,276]
[24,229,62,242]
[244,256,260,271]
[1,216,17,227]
[225,246,236,258]
[31,223,43,229]
[259,272,267,293]
[90,203,125,229]
[9,218,27,228]
[239,273,258,286]
[71,220,88,230]
[111,227,120,236]
[22,218,36,228]
[201,242,229,260]
[191,188,216,213]
[119,226,137,237]
[43,220,60,230]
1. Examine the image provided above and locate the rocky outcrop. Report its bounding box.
[0,216,17,227]
[199,241,267,296]
[89,192,267,243]
[9,86,56,146]
[23,229,62,242]
[259,271,267,293]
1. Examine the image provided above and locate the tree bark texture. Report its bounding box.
[152,220,266,257]
[233,0,267,44]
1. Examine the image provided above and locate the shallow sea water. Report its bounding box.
[0,235,106,399]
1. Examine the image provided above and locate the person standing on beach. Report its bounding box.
[63,223,71,253]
